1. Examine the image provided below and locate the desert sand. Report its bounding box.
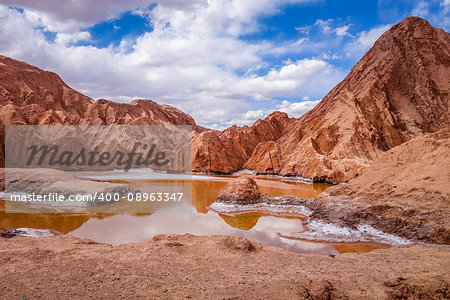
[0,234,449,299]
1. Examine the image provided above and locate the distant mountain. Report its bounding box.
[0,54,207,167]
[0,54,206,128]
[192,111,295,173]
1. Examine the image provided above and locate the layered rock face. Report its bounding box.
[0,54,205,128]
[1,17,448,181]
[0,54,206,167]
[192,17,450,181]
[192,111,294,173]
[245,17,450,182]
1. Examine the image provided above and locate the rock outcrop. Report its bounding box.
[216,177,262,205]
[308,129,450,244]
[212,177,309,214]
[0,54,207,167]
[1,17,448,182]
[0,54,206,129]
[245,17,450,182]
[192,17,450,182]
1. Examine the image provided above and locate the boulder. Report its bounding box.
[216,177,262,205]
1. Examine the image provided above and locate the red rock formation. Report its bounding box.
[1,17,448,181]
[310,128,450,244]
[0,54,206,129]
[192,111,295,173]
[246,16,450,182]
[216,177,262,205]
[0,54,207,167]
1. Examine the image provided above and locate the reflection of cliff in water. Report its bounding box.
[0,175,329,235]
[0,200,112,234]
[219,212,304,231]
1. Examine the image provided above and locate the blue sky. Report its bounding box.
[0,0,448,129]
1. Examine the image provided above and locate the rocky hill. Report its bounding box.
[193,17,450,181]
[192,111,295,173]
[0,54,206,167]
[245,17,450,182]
[0,54,206,128]
[309,128,450,244]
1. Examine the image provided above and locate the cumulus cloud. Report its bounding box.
[0,0,159,32]
[345,24,391,58]
[275,99,320,117]
[228,59,343,101]
[55,31,91,46]
[223,98,321,129]
[0,0,345,128]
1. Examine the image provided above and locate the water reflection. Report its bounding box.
[0,174,387,254]
[69,203,338,254]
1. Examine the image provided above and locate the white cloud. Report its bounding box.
[55,31,91,46]
[224,98,321,127]
[335,25,353,37]
[411,1,430,18]
[313,19,354,37]
[0,0,344,128]
[315,19,334,34]
[346,24,391,57]
[275,99,320,117]
[0,0,159,32]
[228,59,343,101]
[423,0,449,31]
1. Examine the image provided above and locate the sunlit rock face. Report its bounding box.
[193,17,450,182]
[1,17,449,182]
[216,177,262,205]
[245,16,450,182]
[0,54,206,168]
[192,111,293,174]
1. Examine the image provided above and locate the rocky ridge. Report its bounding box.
[195,17,450,182]
[0,54,205,128]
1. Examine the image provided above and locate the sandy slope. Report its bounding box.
[309,129,450,244]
